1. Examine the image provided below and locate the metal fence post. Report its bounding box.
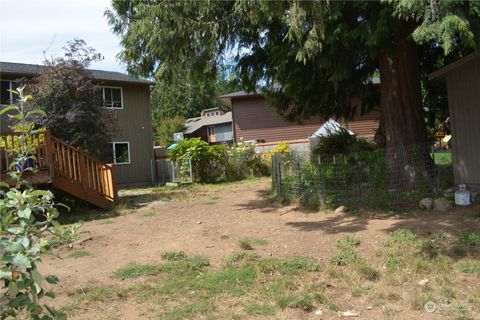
[189,158,193,182]
[274,152,282,196]
[296,154,302,197]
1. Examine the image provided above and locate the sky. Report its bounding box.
[0,0,126,72]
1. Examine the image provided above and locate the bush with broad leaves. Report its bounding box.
[1,87,71,319]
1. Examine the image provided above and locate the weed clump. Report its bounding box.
[161,251,187,261]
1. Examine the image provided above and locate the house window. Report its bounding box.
[112,142,130,164]
[0,81,19,105]
[207,126,215,137]
[102,87,123,109]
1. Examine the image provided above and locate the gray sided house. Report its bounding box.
[184,107,233,144]
[429,53,480,185]
[0,61,154,186]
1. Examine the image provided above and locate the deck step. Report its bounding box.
[1,130,118,209]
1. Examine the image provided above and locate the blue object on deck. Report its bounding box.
[15,157,36,171]
[167,144,178,150]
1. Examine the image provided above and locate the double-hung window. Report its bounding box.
[102,87,123,109]
[0,81,19,105]
[112,142,130,165]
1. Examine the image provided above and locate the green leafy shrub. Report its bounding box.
[1,87,69,319]
[226,139,269,180]
[314,127,375,156]
[168,138,226,182]
[299,163,321,210]
[263,142,290,168]
[169,138,269,183]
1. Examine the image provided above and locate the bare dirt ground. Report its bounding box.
[39,178,480,320]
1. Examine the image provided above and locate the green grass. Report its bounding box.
[63,239,480,319]
[239,238,268,250]
[113,263,163,279]
[63,286,125,313]
[336,234,360,250]
[160,251,187,261]
[457,261,480,275]
[384,228,419,247]
[67,250,91,259]
[330,250,359,266]
[354,262,380,281]
[100,220,115,225]
[151,185,178,192]
[384,255,404,268]
[433,151,452,166]
[244,303,276,316]
[97,253,328,318]
[455,231,480,247]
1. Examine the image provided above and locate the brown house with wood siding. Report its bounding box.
[0,61,154,187]
[219,91,380,146]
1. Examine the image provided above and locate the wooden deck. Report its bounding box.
[1,130,118,209]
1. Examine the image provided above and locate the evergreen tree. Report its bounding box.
[106,0,479,149]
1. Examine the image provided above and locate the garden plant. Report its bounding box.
[1,87,74,319]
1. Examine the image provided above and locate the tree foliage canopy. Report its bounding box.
[27,39,116,160]
[153,115,185,147]
[107,1,480,144]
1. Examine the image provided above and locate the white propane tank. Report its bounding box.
[455,184,472,206]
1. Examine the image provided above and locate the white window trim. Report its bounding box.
[112,141,131,165]
[0,80,17,106]
[207,126,215,136]
[102,86,124,109]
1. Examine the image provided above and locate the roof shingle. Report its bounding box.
[0,61,155,85]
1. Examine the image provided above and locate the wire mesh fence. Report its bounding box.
[152,158,193,185]
[272,143,452,210]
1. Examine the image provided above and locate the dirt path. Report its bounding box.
[39,178,480,319]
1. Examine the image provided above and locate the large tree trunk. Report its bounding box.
[377,36,434,190]
[379,37,427,147]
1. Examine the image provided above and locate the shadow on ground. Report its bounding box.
[286,213,370,234]
[233,189,285,213]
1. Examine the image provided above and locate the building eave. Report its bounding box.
[429,52,480,81]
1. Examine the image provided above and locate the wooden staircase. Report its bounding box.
[0,130,118,209]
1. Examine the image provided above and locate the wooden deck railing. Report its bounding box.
[1,130,118,208]
[48,132,118,203]
[0,131,48,174]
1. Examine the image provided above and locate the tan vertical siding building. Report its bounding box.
[105,83,154,186]
[0,62,154,186]
[430,53,480,184]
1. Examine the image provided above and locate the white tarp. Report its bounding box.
[309,119,354,150]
